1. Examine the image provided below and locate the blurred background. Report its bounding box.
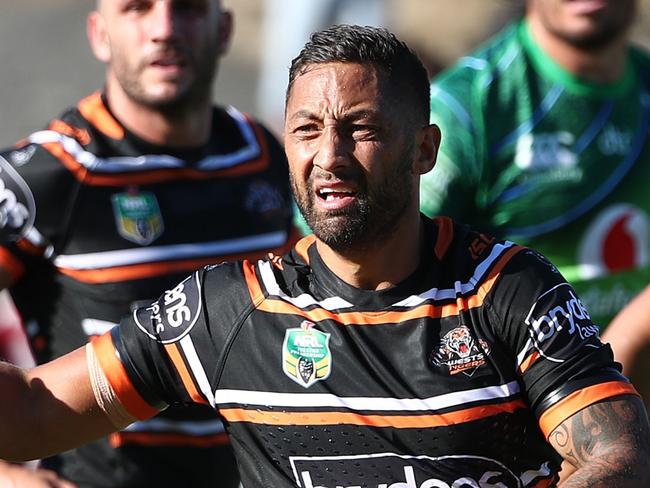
[1,0,649,145]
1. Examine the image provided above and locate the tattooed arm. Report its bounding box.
[548,395,650,487]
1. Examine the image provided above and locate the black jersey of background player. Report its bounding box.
[95,216,635,488]
[0,92,296,487]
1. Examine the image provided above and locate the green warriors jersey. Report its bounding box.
[422,20,650,329]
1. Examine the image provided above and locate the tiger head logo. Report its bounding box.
[442,326,474,359]
[431,326,491,376]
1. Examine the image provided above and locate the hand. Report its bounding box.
[0,461,76,488]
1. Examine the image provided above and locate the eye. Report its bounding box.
[123,0,151,13]
[348,124,379,140]
[291,123,321,139]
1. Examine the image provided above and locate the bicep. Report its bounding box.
[548,395,650,487]
[18,347,115,460]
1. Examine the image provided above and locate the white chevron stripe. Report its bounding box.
[53,231,287,269]
[214,381,521,412]
[28,106,260,173]
[180,335,216,408]
[257,241,518,311]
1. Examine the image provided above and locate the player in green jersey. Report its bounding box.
[422,0,648,334]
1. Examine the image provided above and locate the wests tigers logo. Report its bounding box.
[431,326,491,377]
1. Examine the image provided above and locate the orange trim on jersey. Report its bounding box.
[108,431,229,448]
[293,234,316,264]
[530,476,556,488]
[43,140,272,186]
[539,381,639,438]
[46,99,273,186]
[91,333,160,420]
[42,141,89,181]
[55,244,294,284]
[220,399,525,428]
[248,245,525,325]
[163,343,209,405]
[77,92,125,140]
[16,237,47,257]
[243,259,266,304]
[48,119,91,146]
[0,247,25,282]
[518,351,540,375]
[433,217,454,260]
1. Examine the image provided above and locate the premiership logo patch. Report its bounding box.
[431,326,490,377]
[112,191,164,245]
[283,321,331,388]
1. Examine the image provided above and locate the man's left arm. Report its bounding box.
[548,395,650,487]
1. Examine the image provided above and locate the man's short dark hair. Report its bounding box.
[286,24,430,127]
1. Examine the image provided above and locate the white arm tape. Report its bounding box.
[86,343,138,429]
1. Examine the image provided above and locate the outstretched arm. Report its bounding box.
[602,285,650,376]
[0,346,118,462]
[548,395,650,487]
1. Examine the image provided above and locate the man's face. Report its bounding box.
[284,62,420,253]
[527,0,636,49]
[93,0,230,112]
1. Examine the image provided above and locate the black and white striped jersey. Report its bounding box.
[95,216,635,488]
[0,91,295,487]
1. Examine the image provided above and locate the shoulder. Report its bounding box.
[432,22,522,95]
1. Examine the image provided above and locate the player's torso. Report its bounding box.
[208,235,559,487]
[471,39,650,328]
[6,94,292,358]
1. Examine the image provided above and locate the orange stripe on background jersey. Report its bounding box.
[433,216,454,260]
[220,399,525,429]
[163,343,209,406]
[91,333,160,420]
[539,381,639,438]
[56,244,295,284]
[16,237,47,257]
[44,141,271,186]
[518,351,540,375]
[77,92,125,140]
[42,141,89,181]
[0,247,25,282]
[109,431,229,448]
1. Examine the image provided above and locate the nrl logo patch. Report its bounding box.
[283,320,331,388]
[112,191,164,245]
[430,326,490,377]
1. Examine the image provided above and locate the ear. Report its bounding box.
[87,11,111,63]
[413,124,441,176]
[216,9,234,56]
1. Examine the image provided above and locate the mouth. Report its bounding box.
[314,183,358,211]
[564,0,610,15]
[149,53,188,74]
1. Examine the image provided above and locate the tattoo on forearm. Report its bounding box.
[550,396,650,487]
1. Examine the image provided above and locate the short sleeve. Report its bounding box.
[487,247,637,437]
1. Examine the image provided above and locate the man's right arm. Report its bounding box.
[0,347,118,462]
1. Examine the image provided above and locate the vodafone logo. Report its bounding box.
[578,204,649,279]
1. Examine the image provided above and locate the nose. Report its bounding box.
[313,126,351,173]
[149,1,178,42]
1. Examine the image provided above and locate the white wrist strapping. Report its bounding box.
[86,343,137,429]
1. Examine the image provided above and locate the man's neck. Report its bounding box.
[527,16,629,84]
[315,212,423,291]
[105,84,213,148]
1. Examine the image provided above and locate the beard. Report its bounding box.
[292,144,416,254]
[112,43,219,117]
[543,1,635,52]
